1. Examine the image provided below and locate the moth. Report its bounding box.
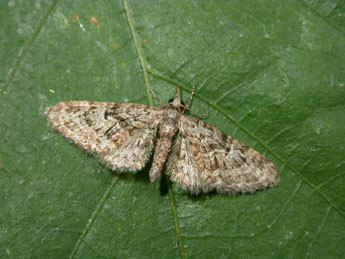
[46,86,279,194]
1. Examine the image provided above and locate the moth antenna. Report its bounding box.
[185,85,195,109]
[183,105,209,118]
[149,85,163,106]
[178,85,208,118]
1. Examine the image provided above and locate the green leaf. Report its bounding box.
[1,0,344,258]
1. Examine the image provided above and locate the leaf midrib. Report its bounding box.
[122,0,186,258]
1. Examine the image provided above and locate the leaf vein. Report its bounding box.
[69,176,119,258]
[149,71,345,218]
[300,0,345,34]
[122,1,186,258]
[304,206,332,258]
[0,0,59,96]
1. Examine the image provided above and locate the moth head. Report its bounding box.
[168,97,185,110]
[166,86,187,113]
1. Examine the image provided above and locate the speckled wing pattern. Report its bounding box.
[47,90,280,195]
[166,115,280,194]
[46,101,163,172]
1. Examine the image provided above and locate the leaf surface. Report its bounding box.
[1,0,344,258]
